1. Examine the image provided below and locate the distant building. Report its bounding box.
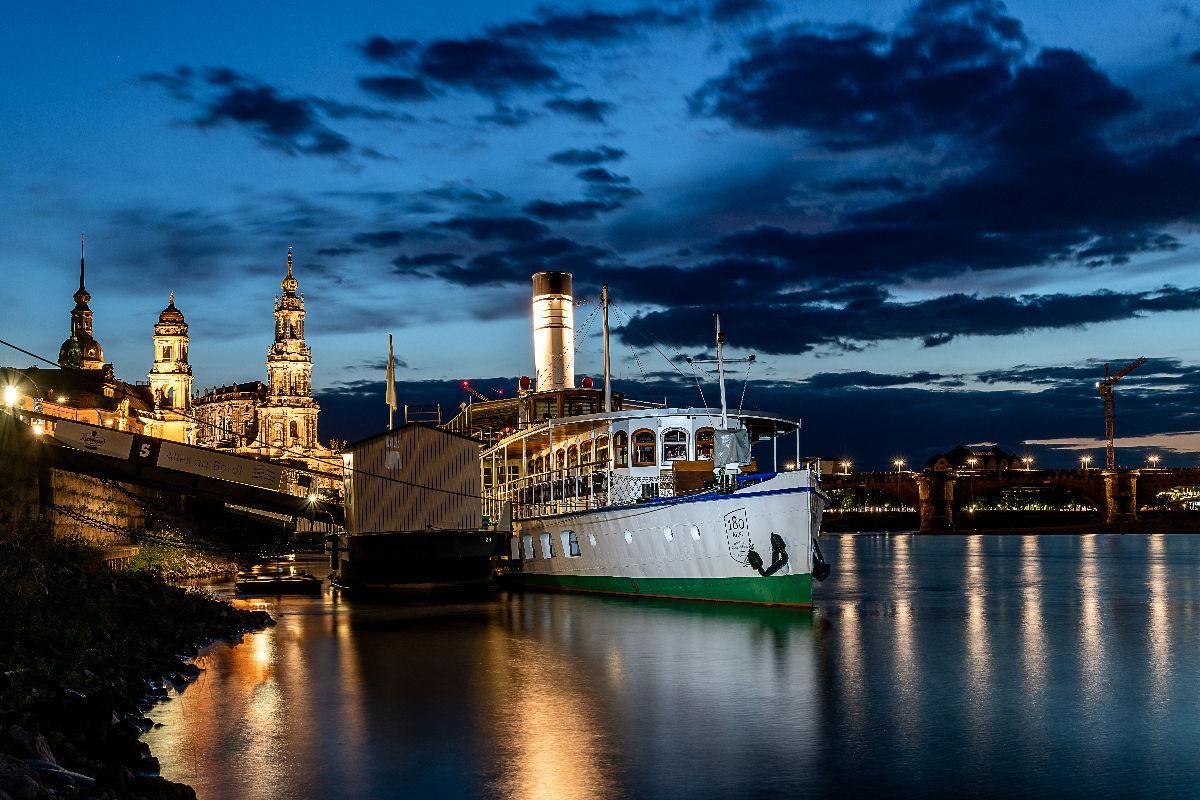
[926,444,1019,472]
[140,292,195,443]
[192,249,339,494]
[2,239,154,433]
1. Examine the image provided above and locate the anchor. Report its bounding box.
[746,532,789,577]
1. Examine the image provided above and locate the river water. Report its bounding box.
[145,534,1200,799]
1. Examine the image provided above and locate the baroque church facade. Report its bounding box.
[192,249,338,490]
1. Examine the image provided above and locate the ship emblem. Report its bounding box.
[722,507,751,565]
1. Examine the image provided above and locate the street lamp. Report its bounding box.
[1081,455,1092,471]
[841,460,851,475]
[1148,454,1160,469]
[893,458,905,473]
[1022,456,1033,470]
[3,385,16,409]
[967,456,979,470]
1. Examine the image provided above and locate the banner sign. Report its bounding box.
[156,442,284,491]
[51,419,134,460]
[50,419,284,492]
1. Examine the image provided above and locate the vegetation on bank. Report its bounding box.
[0,515,272,799]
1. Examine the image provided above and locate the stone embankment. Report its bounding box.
[0,516,272,800]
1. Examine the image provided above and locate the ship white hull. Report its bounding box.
[510,470,823,606]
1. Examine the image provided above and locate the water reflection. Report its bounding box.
[1077,535,1105,710]
[963,535,991,753]
[1019,536,1046,688]
[145,537,1200,800]
[1146,534,1171,709]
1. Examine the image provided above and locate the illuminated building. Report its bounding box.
[193,249,339,494]
[140,291,196,443]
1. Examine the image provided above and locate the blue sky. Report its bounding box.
[3,0,1200,467]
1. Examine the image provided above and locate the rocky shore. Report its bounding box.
[0,519,272,799]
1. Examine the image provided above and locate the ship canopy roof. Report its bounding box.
[480,406,800,459]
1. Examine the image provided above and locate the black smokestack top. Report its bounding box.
[532,271,572,296]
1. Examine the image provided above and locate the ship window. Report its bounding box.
[539,532,554,559]
[624,530,633,544]
[595,435,609,467]
[663,527,673,542]
[662,429,688,462]
[613,431,628,467]
[562,530,581,557]
[632,429,656,466]
[690,526,701,541]
[567,444,579,468]
[522,534,535,560]
[696,428,715,460]
[587,532,597,547]
[555,449,566,473]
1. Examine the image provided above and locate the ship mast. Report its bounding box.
[602,284,612,413]
[715,313,728,429]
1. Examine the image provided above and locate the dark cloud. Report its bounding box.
[316,246,364,257]
[391,252,462,274]
[434,215,550,242]
[827,176,925,195]
[416,38,560,94]
[544,96,614,123]
[141,66,360,158]
[523,199,624,221]
[548,145,627,165]
[399,236,614,286]
[619,285,1200,354]
[577,167,631,184]
[357,75,437,101]
[358,36,420,63]
[352,230,406,248]
[691,0,1027,148]
[801,370,959,389]
[487,7,694,45]
[475,103,539,127]
[710,0,777,23]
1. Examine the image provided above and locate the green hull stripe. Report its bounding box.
[519,572,812,607]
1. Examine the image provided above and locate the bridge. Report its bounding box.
[0,412,343,550]
[820,467,1200,532]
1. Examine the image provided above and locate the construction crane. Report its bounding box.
[1097,356,1147,469]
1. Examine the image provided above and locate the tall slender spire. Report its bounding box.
[169,289,175,307]
[281,245,299,296]
[79,233,86,291]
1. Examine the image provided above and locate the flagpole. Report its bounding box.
[386,333,396,430]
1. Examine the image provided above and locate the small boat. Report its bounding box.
[235,570,323,595]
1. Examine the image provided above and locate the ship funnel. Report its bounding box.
[532,271,574,391]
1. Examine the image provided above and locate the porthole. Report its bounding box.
[587,532,597,547]
[663,527,673,541]
[690,526,701,541]
[624,530,633,544]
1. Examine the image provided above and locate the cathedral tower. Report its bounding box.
[257,248,320,451]
[142,291,195,443]
[58,235,105,370]
[148,291,192,412]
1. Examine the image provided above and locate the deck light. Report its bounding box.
[3,385,17,408]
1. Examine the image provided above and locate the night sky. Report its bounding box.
[3,0,1199,468]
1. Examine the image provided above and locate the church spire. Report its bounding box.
[281,245,299,296]
[79,233,86,291]
[169,289,175,307]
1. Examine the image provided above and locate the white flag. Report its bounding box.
[385,334,397,412]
